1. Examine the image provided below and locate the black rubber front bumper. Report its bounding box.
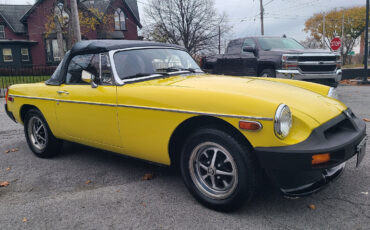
[254,109,367,197]
[4,104,16,123]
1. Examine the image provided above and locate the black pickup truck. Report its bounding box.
[201,36,342,87]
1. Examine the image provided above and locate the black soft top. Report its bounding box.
[70,40,185,56]
[46,40,186,85]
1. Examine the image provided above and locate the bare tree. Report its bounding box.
[143,0,230,55]
[300,37,323,49]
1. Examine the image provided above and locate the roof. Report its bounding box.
[0,39,37,44]
[46,40,185,86]
[70,40,185,56]
[122,0,141,28]
[20,0,141,27]
[0,4,32,33]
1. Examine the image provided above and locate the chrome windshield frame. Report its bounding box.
[108,46,200,86]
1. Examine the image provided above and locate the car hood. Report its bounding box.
[268,48,334,55]
[128,74,346,126]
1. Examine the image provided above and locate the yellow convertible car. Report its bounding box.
[5,40,367,211]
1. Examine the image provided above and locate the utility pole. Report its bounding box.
[362,0,370,84]
[322,12,326,48]
[341,9,344,61]
[218,25,221,54]
[260,0,264,35]
[70,0,81,43]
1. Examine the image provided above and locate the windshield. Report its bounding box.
[114,48,202,80]
[257,38,304,50]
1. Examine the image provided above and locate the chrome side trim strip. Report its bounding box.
[58,99,117,107]
[116,104,273,120]
[9,94,273,121]
[10,95,55,101]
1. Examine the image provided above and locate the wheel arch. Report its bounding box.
[20,104,40,123]
[257,62,276,76]
[168,115,254,168]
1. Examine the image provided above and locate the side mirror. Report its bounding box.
[81,70,98,88]
[243,46,255,53]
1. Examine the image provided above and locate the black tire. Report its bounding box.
[260,68,276,78]
[24,109,62,158]
[180,127,259,211]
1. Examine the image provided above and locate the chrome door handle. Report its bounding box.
[57,90,69,95]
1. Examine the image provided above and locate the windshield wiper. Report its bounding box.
[123,73,164,80]
[156,67,202,73]
[180,68,202,73]
[156,67,182,73]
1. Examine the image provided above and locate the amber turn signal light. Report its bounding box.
[312,153,330,165]
[239,120,262,131]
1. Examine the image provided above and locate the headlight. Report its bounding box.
[274,104,292,139]
[327,87,338,99]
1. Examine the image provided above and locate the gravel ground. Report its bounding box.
[0,85,369,230]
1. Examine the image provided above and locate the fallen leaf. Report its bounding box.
[142,173,154,181]
[4,150,10,154]
[6,167,11,171]
[11,148,19,152]
[361,191,369,195]
[141,201,146,207]
[22,217,27,222]
[116,189,120,192]
[363,118,370,122]
[0,181,9,187]
[85,180,92,185]
[308,204,316,210]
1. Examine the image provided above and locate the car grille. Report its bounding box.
[299,65,337,72]
[298,56,336,62]
[324,117,356,140]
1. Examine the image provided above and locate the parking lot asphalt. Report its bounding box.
[0,85,369,230]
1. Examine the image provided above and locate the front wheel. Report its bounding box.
[260,68,276,78]
[24,109,62,158]
[180,128,259,211]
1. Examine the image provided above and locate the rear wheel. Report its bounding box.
[180,128,259,211]
[24,109,62,158]
[260,68,276,78]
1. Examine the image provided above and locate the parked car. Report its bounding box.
[201,36,342,87]
[5,40,367,211]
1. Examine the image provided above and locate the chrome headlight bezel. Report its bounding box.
[274,104,292,139]
[327,87,338,99]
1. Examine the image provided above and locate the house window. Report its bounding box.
[21,48,30,61]
[2,48,12,62]
[0,25,5,39]
[46,38,67,62]
[114,8,126,30]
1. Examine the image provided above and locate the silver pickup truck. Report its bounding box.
[201,36,342,87]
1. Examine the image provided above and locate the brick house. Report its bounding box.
[0,0,141,67]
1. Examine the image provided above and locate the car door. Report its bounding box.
[55,53,121,147]
[217,39,245,75]
[240,38,258,76]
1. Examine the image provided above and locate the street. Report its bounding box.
[0,85,369,230]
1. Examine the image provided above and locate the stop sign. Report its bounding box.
[330,37,341,51]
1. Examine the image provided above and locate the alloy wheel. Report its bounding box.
[27,116,48,151]
[189,142,238,199]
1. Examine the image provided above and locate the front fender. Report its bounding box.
[255,77,331,96]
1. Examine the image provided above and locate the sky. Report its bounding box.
[139,0,364,44]
[3,0,365,43]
